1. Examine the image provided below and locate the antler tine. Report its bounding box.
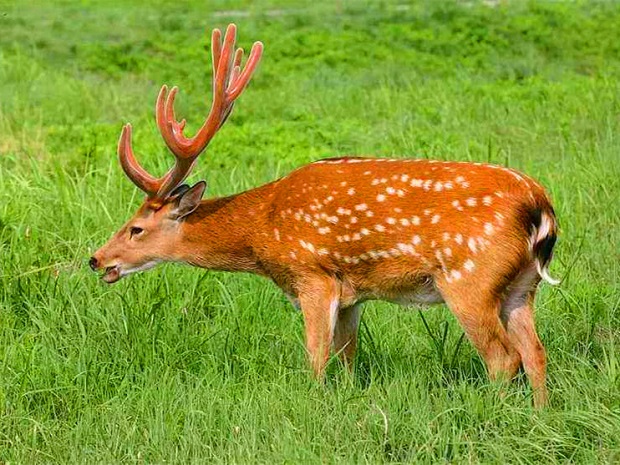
[227,41,263,100]
[216,48,244,130]
[211,27,223,91]
[209,23,237,121]
[155,85,175,151]
[117,124,165,197]
[229,47,243,84]
[217,42,263,130]
[234,47,244,67]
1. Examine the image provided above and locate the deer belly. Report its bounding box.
[364,278,445,308]
[387,288,444,307]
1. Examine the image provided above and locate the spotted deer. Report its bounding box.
[90,23,559,407]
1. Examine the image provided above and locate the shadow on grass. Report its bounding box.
[320,318,488,393]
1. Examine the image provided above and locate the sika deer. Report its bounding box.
[90,24,559,407]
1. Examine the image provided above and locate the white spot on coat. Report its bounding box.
[468,237,477,253]
[397,243,415,254]
[299,240,315,253]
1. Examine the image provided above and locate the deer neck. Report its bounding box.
[176,188,268,274]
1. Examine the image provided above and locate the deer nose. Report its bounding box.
[89,256,99,271]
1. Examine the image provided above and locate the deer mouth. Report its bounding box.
[101,266,121,284]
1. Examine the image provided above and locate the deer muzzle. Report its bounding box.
[89,255,122,284]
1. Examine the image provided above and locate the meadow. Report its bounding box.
[0,0,619,462]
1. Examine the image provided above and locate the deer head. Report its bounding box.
[90,24,263,283]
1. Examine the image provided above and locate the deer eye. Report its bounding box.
[129,226,144,238]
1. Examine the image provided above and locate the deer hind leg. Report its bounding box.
[438,280,521,384]
[501,267,548,407]
[333,304,362,369]
[297,275,340,379]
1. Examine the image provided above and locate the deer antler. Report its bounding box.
[118,24,263,203]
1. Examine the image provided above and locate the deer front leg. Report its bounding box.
[297,275,340,378]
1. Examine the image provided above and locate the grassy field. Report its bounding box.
[1,0,619,462]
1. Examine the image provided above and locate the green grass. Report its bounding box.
[1,0,619,462]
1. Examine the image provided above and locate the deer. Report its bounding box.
[90,23,559,407]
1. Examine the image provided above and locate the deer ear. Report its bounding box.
[169,183,191,198]
[169,181,207,220]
